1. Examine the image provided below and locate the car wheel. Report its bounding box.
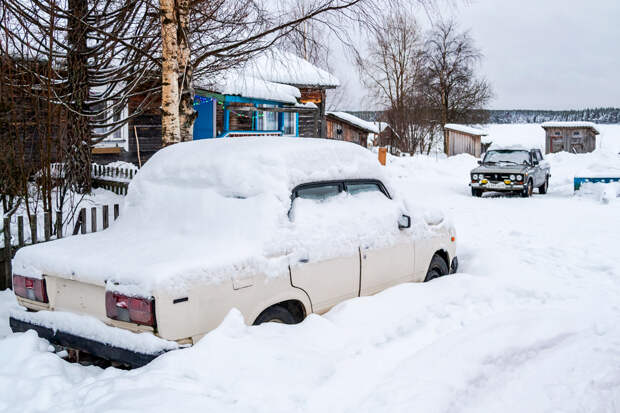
[253,305,297,325]
[521,179,533,198]
[471,188,482,197]
[539,176,549,194]
[424,254,450,282]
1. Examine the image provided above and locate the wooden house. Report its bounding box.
[443,124,487,157]
[541,122,599,154]
[373,122,402,154]
[325,112,380,148]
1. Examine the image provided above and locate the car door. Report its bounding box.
[289,182,360,314]
[344,181,416,296]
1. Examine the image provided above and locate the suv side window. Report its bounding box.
[536,150,543,161]
[345,182,382,196]
[294,183,341,200]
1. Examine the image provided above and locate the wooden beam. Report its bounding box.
[92,147,122,155]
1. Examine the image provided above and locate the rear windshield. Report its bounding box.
[483,150,530,164]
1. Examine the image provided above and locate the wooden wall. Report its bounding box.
[325,118,368,148]
[544,128,597,154]
[447,130,481,157]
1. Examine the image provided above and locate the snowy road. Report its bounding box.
[1,150,620,412]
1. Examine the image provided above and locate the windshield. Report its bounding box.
[483,150,530,164]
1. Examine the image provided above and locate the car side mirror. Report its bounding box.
[398,214,411,229]
[477,160,482,165]
[532,159,539,166]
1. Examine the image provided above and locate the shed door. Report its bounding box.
[193,97,216,139]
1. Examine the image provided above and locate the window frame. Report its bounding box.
[291,179,391,201]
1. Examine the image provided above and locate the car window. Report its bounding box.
[483,150,530,164]
[346,182,383,196]
[295,184,341,201]
[536,151,543,161]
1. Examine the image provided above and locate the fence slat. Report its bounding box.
[56,211,63,239]
[80,208,87,235]
[29,215,37,244]
[103,205,109,229]
[3,217,12,290]
[44,212,51,241]
[18,216,24,247]
[114,204,119,220]
[91,208,97,233]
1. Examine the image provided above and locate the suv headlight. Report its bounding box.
[472,174,478,180]
[517,175,523,181]
[510,174,516,180]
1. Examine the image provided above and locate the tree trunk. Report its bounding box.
[176,0,196,142]
[160,0,181,146]
[66,0,92,192]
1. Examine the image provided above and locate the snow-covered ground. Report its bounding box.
[1,136,620,411]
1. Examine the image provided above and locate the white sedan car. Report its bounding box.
[10,137,458,367]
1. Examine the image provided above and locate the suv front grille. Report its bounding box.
[483,173,510,181]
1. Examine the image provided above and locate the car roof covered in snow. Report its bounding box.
[486,144,534,151]
[134,137,385,199]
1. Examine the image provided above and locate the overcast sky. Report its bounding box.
[335,0,620,111]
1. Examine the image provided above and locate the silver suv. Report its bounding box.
[469,147,550,197]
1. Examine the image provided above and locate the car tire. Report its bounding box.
[253,305,297,325]
[521,179,533,198]
[471,188,482,197]
[539,176,549,194]
[424,254,450,282]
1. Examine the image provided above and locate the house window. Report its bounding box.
[573,131,581,136]
[255,105,278,131]
[282,112,296,136]
[93,100,128,144]
[554,131,561,136]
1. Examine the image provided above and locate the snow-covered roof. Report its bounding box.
[243,49,340,88]
[327,112,380,134]
[374,122,391,133]
[198,73,301,104]
[540,121,600,134]
[444,124,488,136]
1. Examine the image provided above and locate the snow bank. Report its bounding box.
[12,138,409,294]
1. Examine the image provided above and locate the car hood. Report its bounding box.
[470,164,530,174]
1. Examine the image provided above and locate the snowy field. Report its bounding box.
[1,128,620,412]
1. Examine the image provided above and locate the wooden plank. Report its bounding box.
[3,217,11,290]
[92,147,121,154]
[114,204,119,220]
[103,205,109,229]
[91,208,97,233]
[17,216,24,247]
[80,209,87,235]
[30,215,37,244]
[56,211,63,239]
[44,212,51,241]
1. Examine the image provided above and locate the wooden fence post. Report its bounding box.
[103,205,109,229]
[3,217,12,290]
[29,215,37,244]
[44,212,52,241]
[91,208,97,233]
[80,208,87,235]
[114,204,119,220]
[17,216,24,247]
[56,211,63,239]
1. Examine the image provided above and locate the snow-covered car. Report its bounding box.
[9,138,458,367]
[469,147,551,197]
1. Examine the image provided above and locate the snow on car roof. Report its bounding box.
[444,124,488,136]
[541,121,600,134]
[12,138,397,294]
[486,144,533,151]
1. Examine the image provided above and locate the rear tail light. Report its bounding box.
[13,275,49,303]
[105,291,155,326]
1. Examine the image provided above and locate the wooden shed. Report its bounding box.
[444,124,487,157]
[541,122,599,154]
[325,112,380,148]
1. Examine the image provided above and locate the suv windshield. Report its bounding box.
[483,150,530,165]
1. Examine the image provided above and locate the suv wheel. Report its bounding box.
[521,179,533,198]
[471,188,482,197]
[539,176,549,194]
[254,305,297,325]
[424,254,449,282]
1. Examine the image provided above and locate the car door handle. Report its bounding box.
[299,258,309,263]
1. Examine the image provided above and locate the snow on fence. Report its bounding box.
[0,203,120,290]
[91,165,136,195]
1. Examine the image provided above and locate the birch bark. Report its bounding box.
[160,0,181,146]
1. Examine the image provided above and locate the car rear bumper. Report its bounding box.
[10,316,165,368]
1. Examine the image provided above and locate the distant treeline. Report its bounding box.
[348,107,620,124]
